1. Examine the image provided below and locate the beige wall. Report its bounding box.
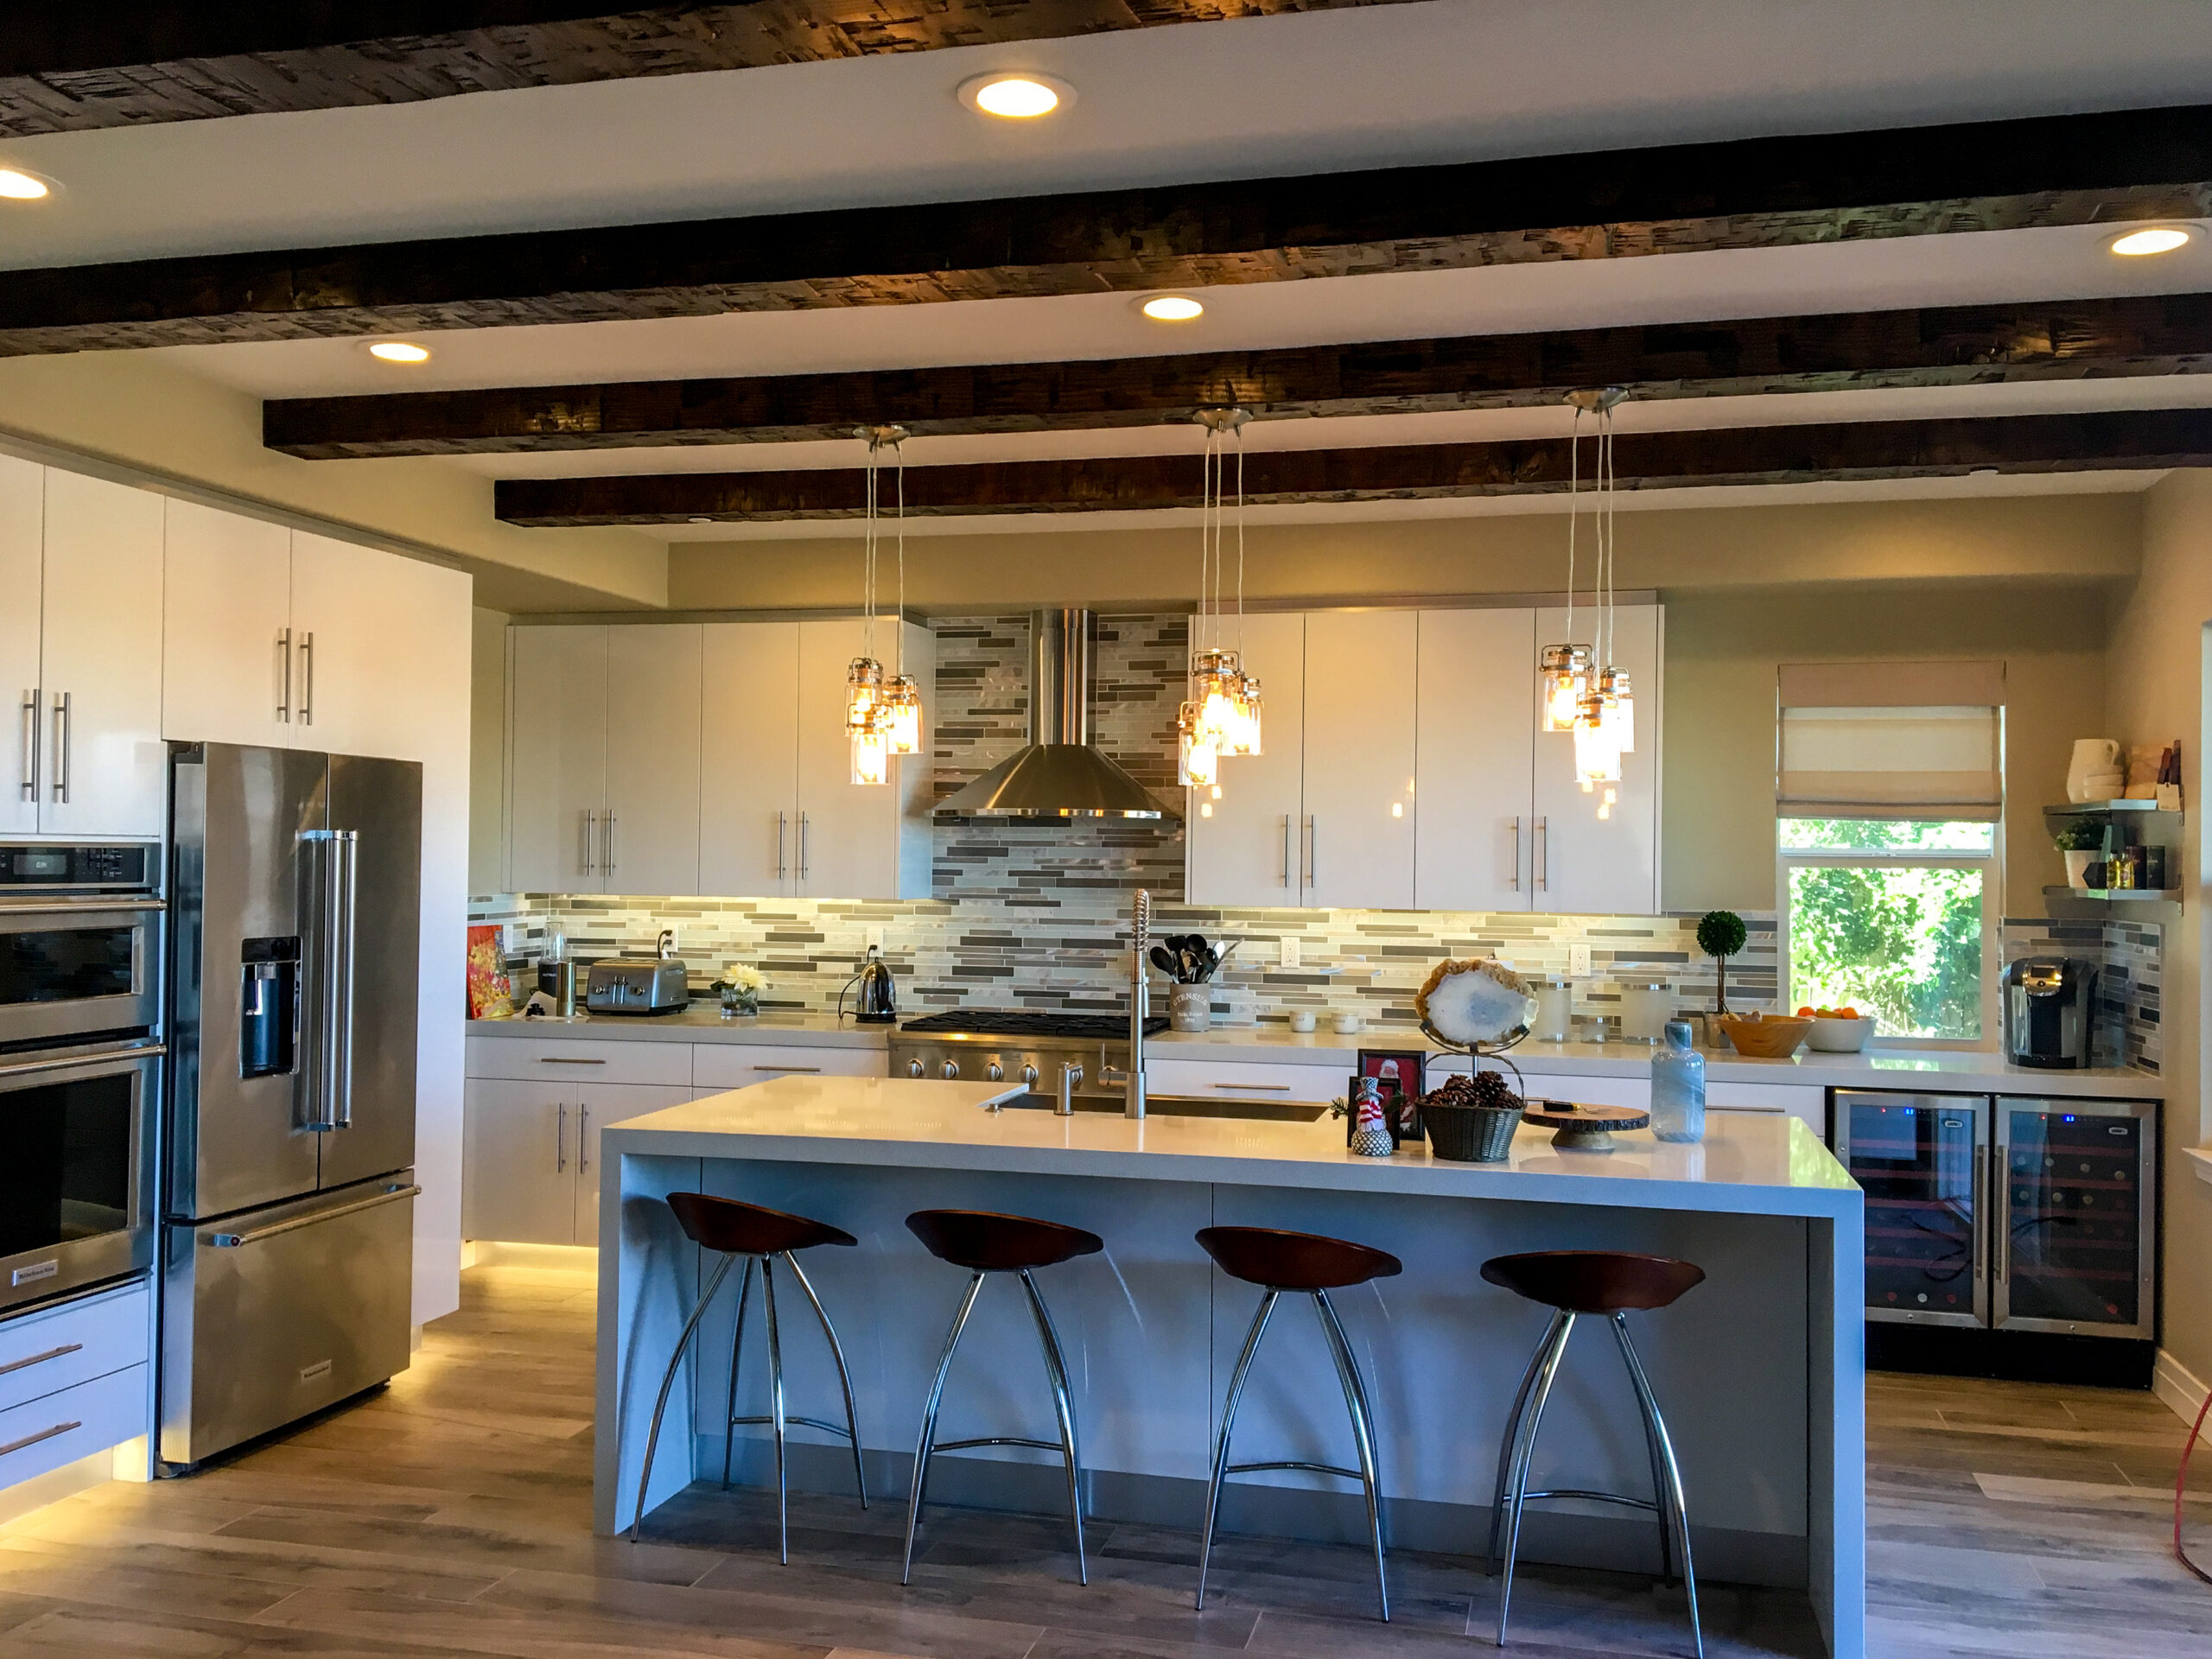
[2102,470,2212,1395]
[0,352,668,613]
[670,493,2142,614]
[1662,581,2114,914]
[468,607,511,896]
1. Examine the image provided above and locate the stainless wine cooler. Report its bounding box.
[1834,1090,2158,1385]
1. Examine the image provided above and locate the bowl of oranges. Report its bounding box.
[1800,1006,1874,1053]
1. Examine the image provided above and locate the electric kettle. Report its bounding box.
[844,944,898,1025]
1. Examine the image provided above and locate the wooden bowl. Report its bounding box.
[1716,1014,1811,1058]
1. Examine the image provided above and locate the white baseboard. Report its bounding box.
[2154,1348,2212,1447]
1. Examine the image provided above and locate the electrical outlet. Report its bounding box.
[661,925,680,952]
[1279,936,1300,969]
[866,925,885,951]
[1568,940,1592,977]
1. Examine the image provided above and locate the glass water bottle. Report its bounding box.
[1650,1019,1706,1144]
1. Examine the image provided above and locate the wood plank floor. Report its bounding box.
[0,1262,2204,1658]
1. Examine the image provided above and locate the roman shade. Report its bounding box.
[1777,660,2004,821]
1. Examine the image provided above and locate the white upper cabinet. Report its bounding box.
[1185,612,1306,908]
[1531,602,1662,916]
[0,457,41,837]
[507,626,607,893]
[603,623,702,896]
[1415,607,1537,911]
[699,621,800,897]
[289,531,471,763]
[39,469,166,839]
[1301,610,1417,911]
[794,618,933,900]
[162,499,293,749]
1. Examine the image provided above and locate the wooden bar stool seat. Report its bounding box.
[628,1194,867,1563]
[900,1210,1102,1586]
[1481,1249,1707,1656]
[1193,1225,1402,1622]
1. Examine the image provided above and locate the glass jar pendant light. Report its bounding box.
[1187,406,1261,781]
[847,424,915,783]
[1549,387,1632,786]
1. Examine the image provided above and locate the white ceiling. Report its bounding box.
[3,0,2208,549]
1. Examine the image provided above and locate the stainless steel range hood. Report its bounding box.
[935,610,1178,820]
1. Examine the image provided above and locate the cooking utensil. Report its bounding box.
[1149,944,1182,980]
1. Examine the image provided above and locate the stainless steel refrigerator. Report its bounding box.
[159,743,422,1469]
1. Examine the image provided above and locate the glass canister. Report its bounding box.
[1649,1020,1706,1144]
[1531,979,1574,1042]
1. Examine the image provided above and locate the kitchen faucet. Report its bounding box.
[1099,888,1149,1119]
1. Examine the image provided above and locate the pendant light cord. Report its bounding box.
[893,437,906,678]
[861,439,877,664]
[1565,406,1582,642]
[1236,431,1246,658]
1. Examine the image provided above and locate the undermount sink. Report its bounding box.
[994,1092,1329,1124]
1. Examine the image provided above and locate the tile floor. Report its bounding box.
[0,1262,2203,1657]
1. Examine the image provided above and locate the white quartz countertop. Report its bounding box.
[471,1007,2160,1096]
[600,1076,1859,1220]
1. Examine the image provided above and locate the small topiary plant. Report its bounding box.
[1696,909,1748,1015]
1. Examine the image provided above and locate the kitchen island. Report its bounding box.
[595,1077,1865,1657]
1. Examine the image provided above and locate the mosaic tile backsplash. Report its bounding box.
[473,613,2156,1067]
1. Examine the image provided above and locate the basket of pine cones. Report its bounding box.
[1419,1069,1527,1162]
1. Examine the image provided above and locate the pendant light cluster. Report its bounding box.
[1179,408,1263,792]
[845,424,923,787]
[1537,388,1635,793]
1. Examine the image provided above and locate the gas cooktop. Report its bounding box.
[900,1009,1170,1040]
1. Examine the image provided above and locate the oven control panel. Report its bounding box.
[0,842,157,892]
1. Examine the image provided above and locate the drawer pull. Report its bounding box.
[0,1342,81,1378]
[211,1184,419,1248]
[0,1421,79,1458]
[1212,1082,1293,1093]
[752,1065,822,1074]
[537,1057,607,1065]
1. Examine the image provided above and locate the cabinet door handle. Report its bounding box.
[0,1421,79,1459]
[602,810,617,875]
[0,1342,81,1378]
[17,690,35,803]
[297,632,315,726]
[556,1103,567,1174]
[582,809,596,874]
[537,1056,606,1065]
[776,811,787,880]
[1212,1081,1293,1092]
[1305,815,1317,888]
[577,1104,589,1175]
[798,812,810,881]
[276,627,292,721]
[1281,815,1292,887]
[1510,816,1521,891]
[1972,1144,1986,1286]
[752,1065,821,1074]
[1535,816,1549,892]
[50,692,69,804]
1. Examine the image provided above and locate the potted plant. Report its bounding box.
[2053,823,2103,888]
[710,963,766,1018]
[1695,910,1747,1022]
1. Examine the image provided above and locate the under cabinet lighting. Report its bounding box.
[368,341,431,363]
[2108,225,2197,257]
[959,73,1072,119]
[0,168,50,200]
[1141,295,1205,322]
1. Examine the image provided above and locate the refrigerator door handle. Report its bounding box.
[1971,1143,1986,1287]
[296,833,327,1131]
[209,1184,421,1248]
[331,830,358,1129]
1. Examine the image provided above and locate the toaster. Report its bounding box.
[585,957,690,1015]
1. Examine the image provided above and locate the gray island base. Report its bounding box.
[596,1077,1865,1657]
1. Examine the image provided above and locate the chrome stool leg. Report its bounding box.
[721,1256,755,1490]
[1495,1308,1575,1649]
[1020,1268,1090,1586]
[630,1251,736,1543]
[1613,1313,1703,1659]
[1314,1288,1389,1623]
[763,1255,789,1562]
[901,1271,985,1585]
[784,1249,868,1510]
[1196,1288,1277,1612]
[1486,1324,1551,1574]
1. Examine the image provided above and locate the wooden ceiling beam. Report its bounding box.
[5,103,2209,354]
[492,408,2212,524]
[0,1,1402,136]
[267,292,2212,457]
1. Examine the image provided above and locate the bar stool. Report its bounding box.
[630,1192,867,1561]
[1195,1225,1402,1622]
[1481,1249,1707,1656]
[901,1208,1103,1586]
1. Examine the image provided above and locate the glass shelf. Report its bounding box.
[2043,885,2180,903]
[2044,800,2181,817]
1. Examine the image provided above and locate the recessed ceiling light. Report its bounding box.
[957,72,1073,120]
[688,517,714,525]
[1139,295,1205,322]
[0,168,53,200]
[367,341,431,363]
[2108,224,2198,257]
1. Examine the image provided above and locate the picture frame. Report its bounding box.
[1351,1049,1427,1146]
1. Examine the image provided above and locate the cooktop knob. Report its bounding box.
[1021,1064,1039,1086]
[907,1058,925,1077]
[986,1061,1005,1081]
[942,1059,960,1079]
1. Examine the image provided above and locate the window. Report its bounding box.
[1778,819,1999,1044]
[1775,662,2005,1049]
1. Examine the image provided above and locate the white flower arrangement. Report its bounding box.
[710,962,767,1014]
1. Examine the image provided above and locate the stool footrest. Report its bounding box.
[931,1435,1067,1455]
[1226,1459,1366,1483]
[1519,1488,1660,1513]
[729,1414,859,1442]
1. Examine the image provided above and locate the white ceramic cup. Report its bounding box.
[1333,1012,1363,1034]
[1289,1011,1317,1033]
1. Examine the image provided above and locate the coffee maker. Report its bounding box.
[2003,957,2098,1069]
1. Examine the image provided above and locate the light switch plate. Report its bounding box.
[1279,936,1300,969]
[1568,940,1592,977]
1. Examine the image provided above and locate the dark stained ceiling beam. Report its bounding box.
[492,408,2212,524]
[0,1,1402,136]
[5,104,2209,355]
[266,292,2212,457]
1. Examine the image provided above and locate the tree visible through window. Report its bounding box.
[1779,819,1997,1043]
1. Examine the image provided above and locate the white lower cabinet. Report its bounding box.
[1143,1057,1342,1105]
[691,1043,887,1092]
[0,1281,150,1494]
[463,1076,690,1247]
